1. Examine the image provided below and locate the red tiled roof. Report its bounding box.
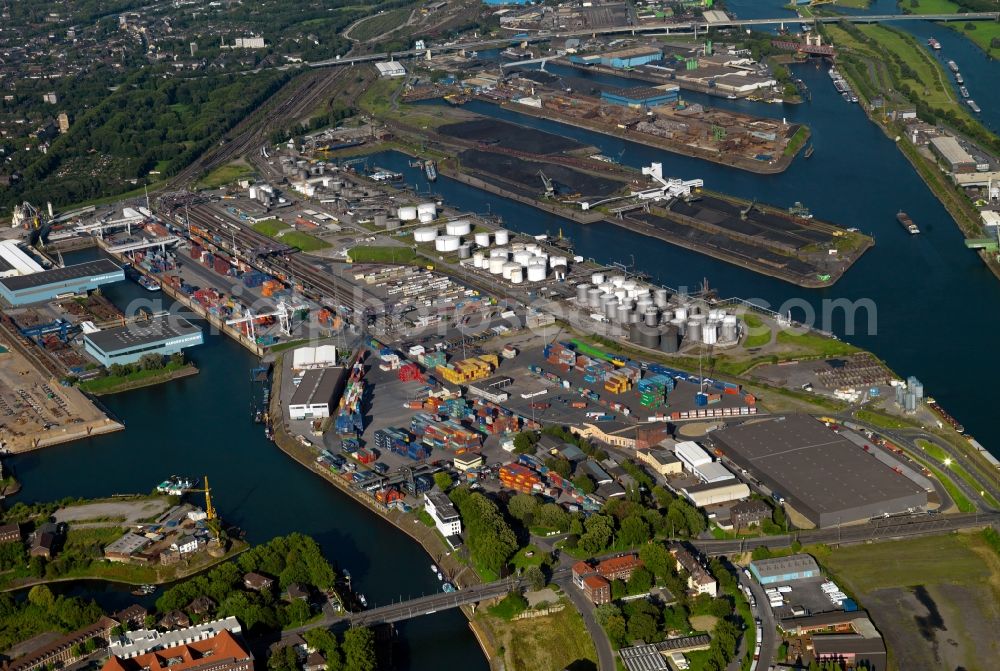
[597,554,641,575]
[100,630,251,671]
[572,561,593,576]
[582,575,610,590]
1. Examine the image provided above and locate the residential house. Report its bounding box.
[243,572,274,591]
[0,523,21,543]
[730,500,771,529]
[670,543,718,597]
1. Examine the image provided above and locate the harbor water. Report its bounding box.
[11,253,488,671]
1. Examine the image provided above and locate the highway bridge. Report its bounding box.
[309,12,1000,69]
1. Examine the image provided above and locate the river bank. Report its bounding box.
[78,363,199,396]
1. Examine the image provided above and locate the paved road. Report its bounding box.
[741,571,776,671]
[556,575,617,671]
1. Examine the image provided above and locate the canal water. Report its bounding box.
[11,252,488,671]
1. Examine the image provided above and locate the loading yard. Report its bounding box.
[438,119,587,155]
[458,149,624,200]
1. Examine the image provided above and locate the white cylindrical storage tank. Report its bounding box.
[587,287,603,308]
[417,202,436,218]
[475,232,491,247]
[458,244,471,260]
[502,262,521,279]
[513,250,533,267]
[674,306,688,321]
[600,282,615,295]
[510,267,524,284]
[703,320,719,345]
[490,248,509,259]
[494,229,510,245]
[488,257,506,274]
[622,280,637,293]
[550,255,568,268]
[398,206,417,221]
[576,283,591,303]
[446,219,471,236]
[525,243,540,254]
[604,298,619,320]
[473,251,486,268]
[614,288,627,301]
[654,288,668,308]
[591,272,606,285]
[527,262,547,282]
[418,211,435,223]
[644,306,659,328]
[414,227,438,243]
[722,315,738,341]
[435,235,461,252]
[611,275,626,287]
[616,303,631,323]
[686,318,703,343]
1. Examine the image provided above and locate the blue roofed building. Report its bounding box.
[84,316,203,367]
[0,259,124,306]
[600,46,663,69]
[483,0,531,5]
[601,86,680,108]
[749,554,820,585]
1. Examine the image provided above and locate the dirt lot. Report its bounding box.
[820,532,1000,671]
[54,498,172,527]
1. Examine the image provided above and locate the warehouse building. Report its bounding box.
[750,554,820,585]
[930,136,977,173]
[674,440,712,472]
[601,85,680,108]
[291,345,337,370]
[707,415,928,527]
[636,447,683,476]
[600,46,663,69]
[0,259,124,306]
[682,480,749,507]
[375,61,406,78]
[83,316,202,367]
[0,240,45,278]
[693,460,734,484]
[288,367,346,420]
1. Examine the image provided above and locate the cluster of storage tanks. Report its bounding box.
[574,273,741,352]
[471,236,568,284]
[397,202,438,224]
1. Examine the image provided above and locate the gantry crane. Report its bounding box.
[538,170,555,199]
[225,300,296,341]
[188,476,216,521]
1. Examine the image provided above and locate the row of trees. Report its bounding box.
[448,488,518,577]
[0,585,103,651]
[269,627,376,671]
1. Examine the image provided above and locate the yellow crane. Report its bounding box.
[188,476,217,521]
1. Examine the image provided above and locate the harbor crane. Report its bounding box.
[740,198,757,221]
[538,170,555,199]
[11,201,45,230]
[187,476,217,521]
[225,300,298,341]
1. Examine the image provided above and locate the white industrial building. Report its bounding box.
[674,440,712,471]
[375,61,406,78]
[424,492,462,541]
[287,368,345,421]
[0,240,44,278]
[292,345,338,370]
[694,460,735,484]
[682,481,751,507]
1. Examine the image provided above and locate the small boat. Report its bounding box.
[138,275,160,291]
[430,564,438,573]
[442,582,456,593]
[947,60,959,73]
[437,572,444,581]
[960,86,970,98]
[358,594,367,608]
[131,584,156,596]
[955,73,964,84]
[850,94,858,104]
[928,37,941,50]
[897,210,920,235]
[967,99,981,113]
[726,94,738,99]
[423,160,437,182]
[804,145,814,159]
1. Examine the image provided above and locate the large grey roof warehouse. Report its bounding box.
[707,415,927,527]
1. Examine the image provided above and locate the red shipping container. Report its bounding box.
[214,257,230,274]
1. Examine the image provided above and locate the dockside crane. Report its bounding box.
[740,198,757,221]
[538,170,555,199]
[188,476,216,521]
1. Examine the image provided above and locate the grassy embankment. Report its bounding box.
[78,362,198,395]
[195,161,255,190]
[357,76,453,130]
[783,126,810,157]
[348,8,411,42]
[252,219,330,252]
[347,246,419,264]
[916,438,1000,508]
[475,597,598,671]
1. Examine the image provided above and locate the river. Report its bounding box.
[10,252,488,671]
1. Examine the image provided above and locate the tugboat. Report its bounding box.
[423,160,437,182]
[897,210,920,235]
[960,86,970,98]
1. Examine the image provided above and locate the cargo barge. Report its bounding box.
[967,100,981,114]
[948,60,960,73]
[927,398,964,433]
[960,86,970,98]
[897,211,920,235]
[424,160,437,182]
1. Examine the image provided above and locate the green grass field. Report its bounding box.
[833,0,872,8]
[952,21,1000,58]
[349,8,411,42]
[252,220,329,251]
[916,439,1000,509]
[79,362,195,395]
[347,245,418,264]
[196,162,254,189]
[855,409,914,429]
[783,126,810,157]
[742,314,772,348]
[479,600,597,671]
[904,0,961,14]
[253,219,286,236]
[774,329,860,357]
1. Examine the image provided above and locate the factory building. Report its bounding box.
[0,259,124,306]
[929,136,977,173]
[749,554,821,585]
[83,316,203,367]
[291,345,337,370]
[682,481,749,507]
[287,367,346,420]
[601,86,680,108]
[673,440,712,472]
[0,240,45,278]
[375,61,406,78]
[635,447,683,476]
[707,415,928,527]
[482,0,531,5]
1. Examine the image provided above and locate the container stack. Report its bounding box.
[435,354,499,385]
[499,463,542,494]
[419,350,447,369]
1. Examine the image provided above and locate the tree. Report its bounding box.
[27,585,54,609]
[595,604,627,647]
[304,628,342,671]
[512,432,537,454]
[639,543,673,581]
[579,515,613,554]
[572,473,595,495]
[663,605,689,633]
[543,456,571,478]
[432,472,453,492]
[652,485,675,509]
[138,353,164,371]
[611,578,626,601]
[267,645,298,671]
[507,493,540,524]
[341,627,376,671]
[523,565,546,591]
[537,503,570,531]
[618,515,651,547]
[751,546,772,561]
[626,567,653,595]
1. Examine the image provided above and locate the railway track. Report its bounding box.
[179,205,381,317]
[169,67,350,187]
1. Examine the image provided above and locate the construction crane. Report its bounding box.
[538,170,555,199]
[188,476,217,521]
